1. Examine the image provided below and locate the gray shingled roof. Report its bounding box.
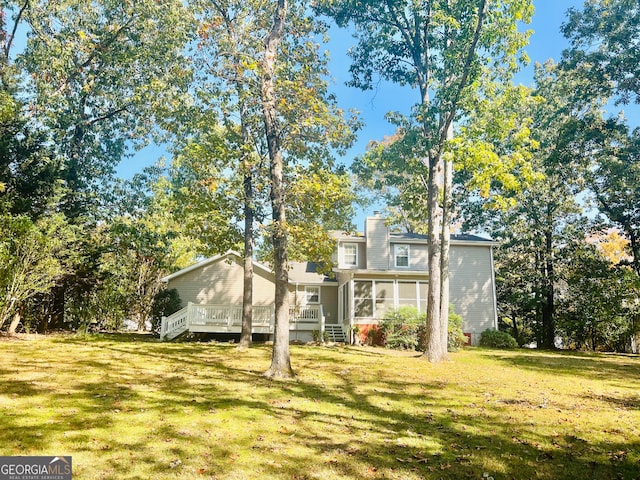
[288,261,336,284]
[331,230,494,243]
[390,232,494,242]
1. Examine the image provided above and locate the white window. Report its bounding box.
[354,280,373,317]
[395,244,410,268]
[305,286,320,304]
[343,243,358,267]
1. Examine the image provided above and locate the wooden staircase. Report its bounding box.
[324,324,347,343]
[161,307,189,340]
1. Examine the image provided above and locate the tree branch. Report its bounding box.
[87,104,132,126]
[3,0,29,62]
[438,0,487,152]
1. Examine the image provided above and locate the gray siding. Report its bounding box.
[449,245,497,344]
[320,286,339,324]
[167,256,275,307]
[338,241,366,269]
[365,216,389,270]
[390,242,428,271]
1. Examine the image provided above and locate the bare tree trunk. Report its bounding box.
[541,224,555,349]
[238,102,254,350]
[262,0,293,379]
[238,180,254,349]
[424,151,444,362]
[439,148,453,358]
[8,308,21,334]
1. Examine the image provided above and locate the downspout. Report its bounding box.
[349,274,355,345]
[490,246,499,331]
[294,282,299,341]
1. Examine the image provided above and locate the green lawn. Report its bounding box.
[1,334,639,479]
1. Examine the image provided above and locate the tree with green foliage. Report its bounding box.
[0,214,74,333]
[2,0,196,332]
[562,0,640,105]
[189,0,272,349]
[561,0,640,278]
[186,0,356,375]
[319,0,533,361]
[262,0,358,378]
[560,0,640,350]
[556,242,639,352]
[586,124,640,278]
[13,0,193,220]
[187,0,358,354]
[257,164,356,270]
[459,62,606,349]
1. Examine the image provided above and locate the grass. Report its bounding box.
[1,334,639,479]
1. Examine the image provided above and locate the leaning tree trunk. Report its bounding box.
[8,308,21,334]
[262,0,293,379]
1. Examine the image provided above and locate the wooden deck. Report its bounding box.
[160,303,325,341]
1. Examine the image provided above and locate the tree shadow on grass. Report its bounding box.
[62,338,640,477]
[478,349,640,384]
[3,336,640,479]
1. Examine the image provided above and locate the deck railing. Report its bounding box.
[189,304,273,329]
[161,303,324,340]
[160,307,189,340]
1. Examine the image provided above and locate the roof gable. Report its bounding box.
[161,250,273,283]
[162,251,334,285]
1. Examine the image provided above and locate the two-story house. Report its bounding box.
[160,215,498,345]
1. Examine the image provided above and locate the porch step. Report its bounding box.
[164,325,188,341]
[324,325,347,343]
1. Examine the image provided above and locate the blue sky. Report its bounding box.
[119,1,624,229]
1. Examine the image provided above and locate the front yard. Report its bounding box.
[1,334,639,479]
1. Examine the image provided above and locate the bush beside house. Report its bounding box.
[479,329,518,349]
[377,305,467,352]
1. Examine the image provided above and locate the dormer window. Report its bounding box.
[343,243,358,267]
[394,244,410,268]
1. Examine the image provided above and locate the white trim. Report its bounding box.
[341,242,359,268]
[304,285,321,305]
[161,250,273,283]
[390,238,499,247]
[348,278,428,320]
[333,268,429,277]
[394,244,410,268]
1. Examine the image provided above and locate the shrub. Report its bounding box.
[383,305,468,351]
[312,330,330,343]
[379,306,421,350]
[150,289,182,335]
[479,329,518,349]
[448,307,467,352]
[416,305,467,352]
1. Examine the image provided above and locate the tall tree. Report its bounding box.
[261,0,292,377]
[588,130,640,277]
[562,0,640,105]
[561,0,640,351]
[5,0,194,329]
[15,0,193,220]
[190,0,274,349]
[319,0,533,361]
[189,0,356,374]
[458,62,609,348]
